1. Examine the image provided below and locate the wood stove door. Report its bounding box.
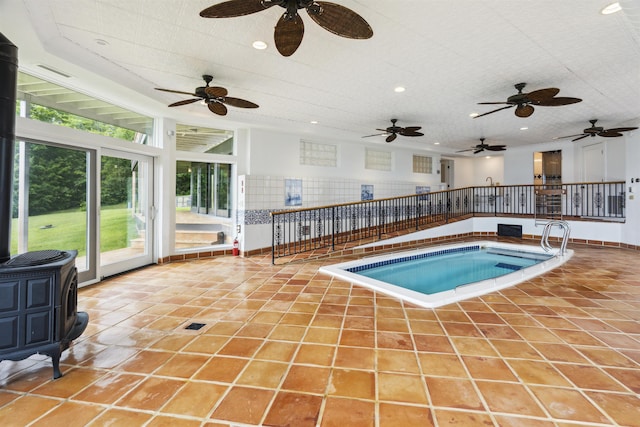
[99,150,153,277]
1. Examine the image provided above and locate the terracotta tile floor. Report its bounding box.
[1,238,640,426]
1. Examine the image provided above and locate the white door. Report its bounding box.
[583,143,605,182]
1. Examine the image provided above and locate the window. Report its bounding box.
[17,72,153,143]
[365,149,392,171]
[175,124,234,154]
[413,155,433,174]
[300,140,337,167]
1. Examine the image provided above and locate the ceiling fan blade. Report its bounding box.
[485,145,506,151]
[205,86,228,97]
[536,96,582,106]
[200,0,274,18]
[402,126,422,132]
[386,133,397,143]
[456,148,474,153]
[474,105,514,118]
[526,88,560,102]
[222,96,259,108]
[598,131,623,138]
[155,88,198,96]
[400,130,424,137]
[208,101,228,116]
[604,127,638,133]
[572,134,590,142]
[274,13,305,56]
[307,2,373,39]
[168,98,201,107]
[515,104,534,118]
[554,133,586,140]
[362,132,388,138]
[474,149,484,154]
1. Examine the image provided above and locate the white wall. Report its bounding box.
[605,139,626,181]
[452,157,475,188]
[450,156,504,188]
[236,128,444,251]
[473,156,504,186]
[623,131,640,245]
[359,217,623,249]
[238,127,640,252]
[244,128,442,183]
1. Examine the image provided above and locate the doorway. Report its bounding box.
[440,159,454,189]
[533,150,562,187]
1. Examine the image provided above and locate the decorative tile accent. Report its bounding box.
[346,245,481,272]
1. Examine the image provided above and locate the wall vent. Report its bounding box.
[36,64,72,78]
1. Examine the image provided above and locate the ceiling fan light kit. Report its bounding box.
[363,119,424,143]
[154,74,258,116]
[200,0,373,57]
[456,138,506,154]
[475,82,582,119]
[556,119,638,142]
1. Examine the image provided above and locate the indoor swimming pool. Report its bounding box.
[319,241,573,308]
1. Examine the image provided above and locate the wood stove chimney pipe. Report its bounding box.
[0,32,17,263]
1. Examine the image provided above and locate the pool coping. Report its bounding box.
[318,240,573,309]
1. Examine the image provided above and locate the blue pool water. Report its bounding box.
[350,246,552,295]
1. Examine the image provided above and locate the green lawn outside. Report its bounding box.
[10,204,138,256]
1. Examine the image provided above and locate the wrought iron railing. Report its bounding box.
[271,182,625,263]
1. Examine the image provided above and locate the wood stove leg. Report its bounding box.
[51,349,62,379]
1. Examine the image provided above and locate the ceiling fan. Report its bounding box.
[155,75,258,116]
[556,119,638,142]
[363,119,424,143]
[200,0,373,57]
[457,138,506,154]
[475,82,582,118]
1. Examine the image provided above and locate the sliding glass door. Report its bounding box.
[11,141,154,283]
[99,149,153,277]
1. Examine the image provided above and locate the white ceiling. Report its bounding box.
[2,0,640,155]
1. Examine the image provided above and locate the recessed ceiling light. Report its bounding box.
[252,40,267,50]
[310,120,318,124]
[485,156,491,159]
[520,127,528,130]
[601,2,621,14]
[469,113,479,118]
[434,142,440,145]
[394,86,405,93]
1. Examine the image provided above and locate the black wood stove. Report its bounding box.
[0,250,88,378]
[0,33,88,379]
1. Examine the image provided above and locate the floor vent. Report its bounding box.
[185,322,206,330]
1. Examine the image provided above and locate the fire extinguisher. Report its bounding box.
[232,237,239,256]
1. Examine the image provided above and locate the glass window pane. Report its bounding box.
[175,124,233,154]
[11,142,89,272]
[99,154,148,265]
[175,160,232,250]
[17,72,153,142]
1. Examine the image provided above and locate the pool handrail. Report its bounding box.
[540,220,570,254]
